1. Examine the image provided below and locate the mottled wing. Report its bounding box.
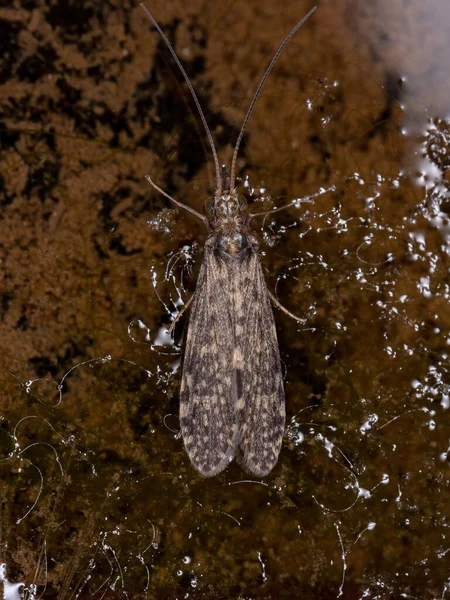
[236,251,285,476]
[180,250,238,476]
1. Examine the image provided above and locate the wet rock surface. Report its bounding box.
[0,1,449,598]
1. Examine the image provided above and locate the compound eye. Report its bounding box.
[237,195,247,211]
[205,197,215,214]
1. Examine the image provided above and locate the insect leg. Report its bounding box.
[267,289,307,324]
[168,295,194,336]
[249,184,338,221]
[145,174,209,227]
[249,198,314,221]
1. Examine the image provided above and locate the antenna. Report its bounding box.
[229,6,317,191]
[140,4,223,196]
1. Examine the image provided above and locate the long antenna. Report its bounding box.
[229,6,317,191]
[140,4,222,196]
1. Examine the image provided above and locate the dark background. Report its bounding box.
[1,0,449,598]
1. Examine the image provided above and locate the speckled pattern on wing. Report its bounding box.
[180,248,238,476]
[236,251,285,477]
[180,246,284,477]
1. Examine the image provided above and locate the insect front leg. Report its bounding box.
[145,174,209,227]
[249,184,337,221]
[267,289,307,324]
[249,198,314,221]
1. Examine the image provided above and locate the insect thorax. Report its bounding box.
[206,189,257,257]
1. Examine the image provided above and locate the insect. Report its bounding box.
[140,4,317,476]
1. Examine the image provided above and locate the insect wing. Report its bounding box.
[236,253,285,476]
[180,251,239,476]
[180,248,285,477]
